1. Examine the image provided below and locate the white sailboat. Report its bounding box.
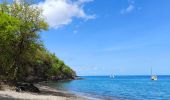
[110,74,115,78]
[151,67,157,81]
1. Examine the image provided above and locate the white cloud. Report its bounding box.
[37,0,95,28]
[121,0,135,14]
[77,0,93,4]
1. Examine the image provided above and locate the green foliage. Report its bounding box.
[0,12,20,79]
[46,53,76,80]
[0,0,76,83]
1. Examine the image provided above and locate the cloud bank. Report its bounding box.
[37,0,95,28]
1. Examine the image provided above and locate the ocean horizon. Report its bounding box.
[47,75,170,100]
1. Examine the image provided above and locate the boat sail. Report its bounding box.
[151,67,157,81]
[110,74,115,78]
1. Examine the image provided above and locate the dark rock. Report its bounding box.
[16,87,21,92]
[16,82,40,93]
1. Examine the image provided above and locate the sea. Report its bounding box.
[47,76,170,100]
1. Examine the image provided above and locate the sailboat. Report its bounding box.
[110,74,115,78]
[151,67,157,81]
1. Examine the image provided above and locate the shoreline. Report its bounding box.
[0,83,88,100]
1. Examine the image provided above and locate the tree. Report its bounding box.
[0,12,21,80]
[0,0,48,81]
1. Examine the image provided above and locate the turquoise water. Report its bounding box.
[48,76,170,100]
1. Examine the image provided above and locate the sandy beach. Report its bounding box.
[0,84,88,100]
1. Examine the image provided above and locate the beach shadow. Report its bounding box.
[39,89,75,97]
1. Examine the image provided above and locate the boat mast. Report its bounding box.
[151,67,153,76]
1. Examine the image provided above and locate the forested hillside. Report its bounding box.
[0,0,76,83]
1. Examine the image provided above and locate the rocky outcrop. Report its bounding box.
[16,82,40,93]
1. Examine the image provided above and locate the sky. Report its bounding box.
[6,0,170,76]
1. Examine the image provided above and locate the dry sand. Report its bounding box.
[0,84,89,100]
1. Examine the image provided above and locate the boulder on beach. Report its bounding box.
[16,82,40,93]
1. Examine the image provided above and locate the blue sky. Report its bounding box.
[38,0,170,76]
